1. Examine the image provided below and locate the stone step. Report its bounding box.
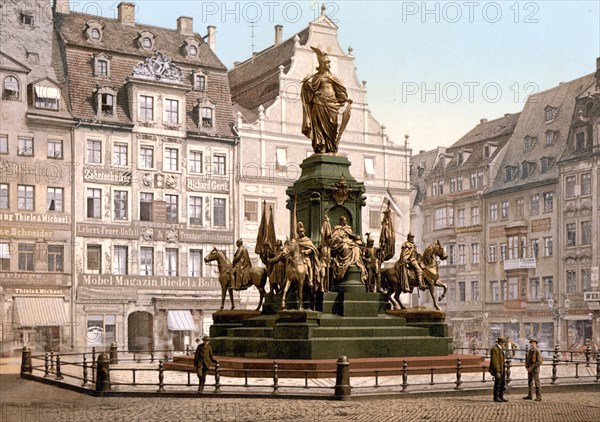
[228,327,273,338]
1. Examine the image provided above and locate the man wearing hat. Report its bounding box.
[395,232,426,292]
[489,337,508,402]
[523,338,543,401]
[194,336,218,393]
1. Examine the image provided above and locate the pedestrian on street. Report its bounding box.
[194,336,218,393]
[505,337,517,358]
[523,338,543,401]
[489,336,508,402]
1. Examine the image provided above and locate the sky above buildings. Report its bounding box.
[58,0,598,153]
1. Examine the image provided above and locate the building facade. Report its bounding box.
[229,9,411,259]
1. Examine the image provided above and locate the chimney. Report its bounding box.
[480,118,488,124]
[206,26,216,52]
[118,2,136,26]
[177,16,193,35]
[274,25,283,46]
[53,0,70,14]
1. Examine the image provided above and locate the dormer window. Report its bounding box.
[3,76,20,101]
[540,156,555,174]
[524,136,536,152]
[198,99,215,130]
[545,130,557,146]
[85,21,104,43]
[95,87,117,119]
[522,161,536,178]
[183,38,201,59]
[189,45,197,56]
[93,53,111,77]
[101,93,114,114]
[505,166,518,182]
[195,75,206,91]
[137,31,156,51]
[544,105,556,122]
[575,132,587,151]
[21,12,34,26]
[142,37,152,49]
[32,82,60,110]
[201,107,213,128]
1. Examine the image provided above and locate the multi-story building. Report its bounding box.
[0,0,76,354]
[54,1,237,351]
[414,113,520,346]
[229,8,411,258]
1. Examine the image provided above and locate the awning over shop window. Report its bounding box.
[167,310,196,331]
[34,85,61,99]
[13,297,69,327]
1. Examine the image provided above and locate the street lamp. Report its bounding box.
[546,296,571,349]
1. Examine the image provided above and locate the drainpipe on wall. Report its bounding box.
[70,119,81,350]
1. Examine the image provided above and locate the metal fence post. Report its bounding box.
[505,355,512,387]
[551,345,559,384]
[334,356,351,400]
[95,353,111,393]
[272,361,279,395]
[82,354,89,387]
[585,344,591,367]
[91,347,96,383]
[150,344,155,363]
[44,352,50,377]
[20,347,32,376]
[55,354,64,380]
[110,342,118,364]
[214,362,221,393]
[455,359,462,390]
[50,349,55,373]
[157,360,165,392]
[402,360,408,392]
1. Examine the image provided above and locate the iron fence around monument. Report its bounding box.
[20,346,600,399]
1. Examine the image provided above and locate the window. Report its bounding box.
[566,270,577,293]
[87,139,102,164]
[244,199,258,222]
[501,201,509,219]
[457,208,465,227]
[18,244,34,271]
[508,235,519,259]
[456,176,463,192]
[165,194,178,223]
[189,151,203,173]
[3,76,20,100]
[431,182,437,197]
[582,269,592,291]
[522,161,535,178]
[529,278,540,300]
[566,223,576,246]
[34,84,60,110]
[449,177,456,193]
[437,181,444,195]
[140,247,153,276]
[458,281,466,302]
[142,37,152,49]
[0,243,9,271]
[18,137,33,156]
[543,237,552,257]
[114,190,128,220]
[504,166,518,182]
[488,244,497,263]
[213,154,226,175]
[470,172,483,189]
[0,184,8,209]
[581,221,591,245]
[139,95,153,121]
[489,204,498,221]
[87,188,102,218]
[277,148,288,171]
[140,146,153,168]
[201,107,213,128]
[500,243,507,261]
[544,107,554,122]
[575,132,586,151]
[524,136,536,152]
[164,99,179,124]
[113,143,128,166]
[471,281,479,302]
[565,176,576,198]
[86,315,116,348]
[189,196,203,225]
[471,243,479,264]
[516,198,524,218]
[369,209,380,229]
[491,281,499,302]
[165,249,178,276]
[0,134,7,154]
[96,59,108,76]
[446,244,455,266]
[470,206,479,225]
[195,75,206,91]
[507,278,518,300]
[581,173,591,196]
[457,245,465,265]
[113,246,128,275]
[47,245,63,272]
[542,277,553,299]
[543,192,553,212]
[213,198,226,227]
[434,208,446,229]
[530,239,539,259]
[189,250,203,277]
[139,193,153,221]
[530,194,539,215]
[47,187,63,212]
[17,185,34,210]
[545,131,557,146]
[164,148,179,171]
[21,12,34,25]
[540,157,554,174]
[86,245,101,272]
[189,45,198,56]
[47,139,62,159]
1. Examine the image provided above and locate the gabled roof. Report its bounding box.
[451,113,521,148]
[488,73,595,193]
[0,51,31,73]
[228,28,310,115]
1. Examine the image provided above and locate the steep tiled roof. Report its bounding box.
[54,12,235,137]
[451,113,521,148]
[228,28,309,116]
[488,74,595,193]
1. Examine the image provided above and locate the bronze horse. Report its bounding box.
[269,239,311,310]
[380,240,448,311]
[204,247,268,311]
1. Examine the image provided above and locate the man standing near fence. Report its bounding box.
[523,338,543,401]
[194,336,218,393]
[489,337,508,402]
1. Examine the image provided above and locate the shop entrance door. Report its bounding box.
[128,311,153,351]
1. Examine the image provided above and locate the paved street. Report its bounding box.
[1,374,599,422]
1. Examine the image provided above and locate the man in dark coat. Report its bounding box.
[523,338,543,401]
[194,336,218,392]
[489,336,508,402]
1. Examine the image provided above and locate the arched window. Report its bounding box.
[189,45,198,56]
[3,76,20,101]
[201,107,213,128]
